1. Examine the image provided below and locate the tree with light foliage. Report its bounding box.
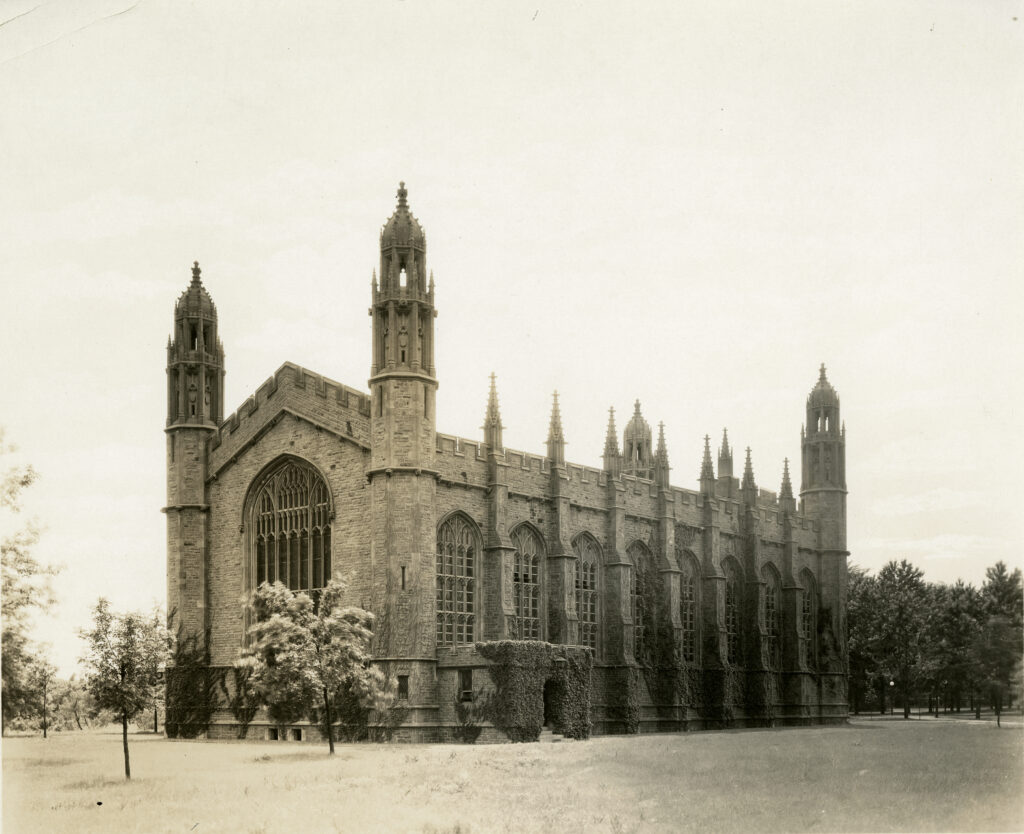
[247,579,391,754]
[80,599,169,779]
[0,428,59,734]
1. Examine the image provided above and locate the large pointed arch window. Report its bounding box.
[678,552,700,665]
[723,559,742,667]
[762,565,781,669]
[799,570,817,669]
[251,458,332,595]
[572,534,600,651]
[511,525,542,640]
[436,514,478,646]
[627,541,653,654]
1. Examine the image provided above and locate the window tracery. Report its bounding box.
[723,559,741,666]
[626,541,652,653]
[573,535,599,651]
[436,514,477,646]
[251,459,332,596]
[511,525,542,640]
[679,554,699,664]
[762,566,781,669]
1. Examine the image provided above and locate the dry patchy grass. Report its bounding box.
[3,719,1022,833]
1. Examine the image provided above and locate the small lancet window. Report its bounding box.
[399,268,407,288]
[190,326,198,351]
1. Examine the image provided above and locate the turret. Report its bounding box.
[165,260,223,644]
[366,183,439,658]
[800,364,847,550]
[370,182,435,380]
[167,262,224,427]
[623,400,654,479]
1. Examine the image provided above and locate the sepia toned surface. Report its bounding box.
[165,187,849,740]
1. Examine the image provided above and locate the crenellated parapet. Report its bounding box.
[207,363,371,478]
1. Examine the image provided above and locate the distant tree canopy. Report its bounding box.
[0,428,60,735]
[848,559,1022,724]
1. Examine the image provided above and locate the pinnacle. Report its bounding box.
[700,434,715,481]
[819,362,828,384]
[604,407,619,456]
[780,457,794,498]
[191,260,202,285]
[483,373,503,429]
[656,421,669,467]
[547,390,564,442]
[397,181,408,208]
[719,427,731,459]
[742,446,756,490]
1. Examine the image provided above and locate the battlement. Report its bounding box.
[434,433,487,461]
[208,363,371,469]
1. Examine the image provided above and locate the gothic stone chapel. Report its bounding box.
[164,183,849,742]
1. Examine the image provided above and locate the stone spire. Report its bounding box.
[742,447,757,504]
[779,457,796,513]
[546,390,565,464]
[699,434,715,495]
[654,421,670,487]
[602,407,621,476]
[482,373,503,449]
[718,427,733,479]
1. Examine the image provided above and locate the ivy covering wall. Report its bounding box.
[476,641,592,742]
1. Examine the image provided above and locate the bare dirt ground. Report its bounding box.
[3,718,1022,833]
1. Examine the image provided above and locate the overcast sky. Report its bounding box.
[2,0,1021,675]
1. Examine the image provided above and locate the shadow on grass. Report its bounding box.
[20,757,88,768]
[252,750,354,764]
[63,777,123,790]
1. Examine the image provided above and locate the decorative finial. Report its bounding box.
[720,427,731,458]
[191,261,201,283]
[547,390,566,463]
[700,434,715,484]
[819,363,828,383]
[780,457,794,499]
[742,446,756,495]
[634,399,642,416]
[397,181,408,208]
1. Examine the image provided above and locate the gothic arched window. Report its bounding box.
[511,525,543,640]
[723,559,742,667]
[799,570,817,669]
[627,541,653,653]
[250,458,332,595]
[436,513,478,647]
[679,553,700,665]
[762,565,781,669]
[572,534,600,651]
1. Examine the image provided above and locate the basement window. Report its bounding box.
[459,669,473,702]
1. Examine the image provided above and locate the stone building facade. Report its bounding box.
[165,184,849,740]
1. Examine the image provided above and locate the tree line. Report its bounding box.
[848,558,1023,725]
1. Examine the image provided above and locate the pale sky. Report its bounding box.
[1,0,1021,675]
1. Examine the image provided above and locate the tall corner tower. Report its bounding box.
[368,183,438,659]
[800,364,847,551]
[165,261,224,640]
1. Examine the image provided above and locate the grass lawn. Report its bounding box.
[3,719,1022,833]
